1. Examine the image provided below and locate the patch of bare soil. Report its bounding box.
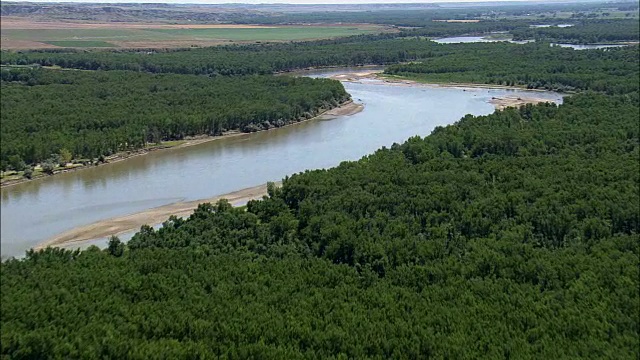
[489,95,553,110]
[320,101,364,117]
[0,37,59,49]
[328,70,384,82]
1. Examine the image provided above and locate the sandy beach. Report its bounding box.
[34,182,282,251]
[488,95,556,110]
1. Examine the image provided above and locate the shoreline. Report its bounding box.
[332,70,561,92]
[329,70,566,109]
[34,182,282,251]
[1,100,363,189]
[23,69,562,253]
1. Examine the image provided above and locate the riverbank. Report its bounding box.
[34,182,281,251]
[1,100,363,189]
[331,70,557,91]
[329,71,565,109]
[489,95,557,110]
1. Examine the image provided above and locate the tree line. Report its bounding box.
[0,68,348,168]
[384,43,639,94]
[2,36,444,76]
[511,19,640,44]
[3,21,637,79]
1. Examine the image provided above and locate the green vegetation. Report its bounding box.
[0,28,170,48]
[2,90,638,358]
[42,40,117,48]
[384,44,639,94]
[231,3,638,25]
[1,13,638,358]
[511,19,640,44]
[1,35,439,75]
[4,28,637,78]
[144,26,383,41]
[0,69,348,167]
[1,25,386,49]
[2,29,149,42]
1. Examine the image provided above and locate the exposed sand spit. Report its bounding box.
[433,19,481,23]
[35,182,281,251]
[489,95,555,110]
[330,72,562,110]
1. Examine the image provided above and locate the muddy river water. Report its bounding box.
[0,68,564,259]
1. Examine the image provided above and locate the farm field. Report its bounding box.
[42,40,117,48]
[0,18,390,49]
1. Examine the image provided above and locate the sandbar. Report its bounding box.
[35,182,281,251]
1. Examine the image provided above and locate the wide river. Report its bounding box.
[0,68,564,259]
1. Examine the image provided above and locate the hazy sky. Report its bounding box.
[25,0,555,4]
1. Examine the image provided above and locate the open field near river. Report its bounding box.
[0,17,391,49]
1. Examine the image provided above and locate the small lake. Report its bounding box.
[0,68,564,259]
[530,24,574,28]
[433,36,630,50]
[551,43,628,50]
[433,36,503,44]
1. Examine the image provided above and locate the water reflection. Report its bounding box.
[432,35,630,50]
[551,43,628,50]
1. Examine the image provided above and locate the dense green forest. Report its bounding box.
[0,69,348,168]
[1,13,639,358]
[396,20,529,37]
[1,36,445,75]
[384,44,639,94]
[2,91,638,358]
[511,19,640,44]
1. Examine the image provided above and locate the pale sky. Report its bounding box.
[14,0,579,4]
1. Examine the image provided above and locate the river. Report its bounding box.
[0,68,564,259]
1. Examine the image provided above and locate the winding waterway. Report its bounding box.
[0,68,564,259]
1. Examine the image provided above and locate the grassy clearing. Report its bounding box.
[1,25,387,48]
[144,26,382,41]
[43,40,116,48]
[1,28,164,41]
[482,33,512,40]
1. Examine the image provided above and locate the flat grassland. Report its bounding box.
[0,17,390,49]
[43,40,117,47]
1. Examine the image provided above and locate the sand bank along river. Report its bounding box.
[0,68,564,259]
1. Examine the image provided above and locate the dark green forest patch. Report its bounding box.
[0,69,348,168]
[384,44,639,94]
[2,92,638,358]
